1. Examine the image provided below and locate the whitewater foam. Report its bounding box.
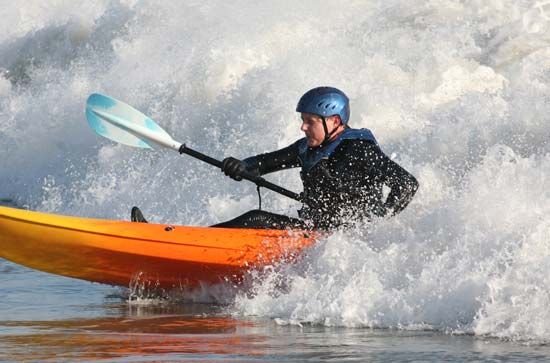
[1,0,549,343]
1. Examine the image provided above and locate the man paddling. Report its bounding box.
[211,86,419,230]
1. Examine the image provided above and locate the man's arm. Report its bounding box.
[242,141,301,176]
[358,141,419,216]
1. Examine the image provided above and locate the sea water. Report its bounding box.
[1,0,550,361]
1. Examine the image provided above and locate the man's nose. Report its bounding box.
[300,122,307,132]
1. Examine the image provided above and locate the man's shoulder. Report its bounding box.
[340,128,378,143]
[338,138,379,153]
[330,138,388,167]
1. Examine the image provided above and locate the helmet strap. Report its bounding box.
[320,116,342,147]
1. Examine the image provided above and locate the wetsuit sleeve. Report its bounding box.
[357,141,419,216]
[242,141,301,176]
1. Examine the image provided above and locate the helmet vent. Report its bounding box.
[325,103,330,109]
[317,102,324,107]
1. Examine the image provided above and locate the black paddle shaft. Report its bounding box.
[178,144,304,203]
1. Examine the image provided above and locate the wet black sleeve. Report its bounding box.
[242,141,301,176]
[353,140,419,216]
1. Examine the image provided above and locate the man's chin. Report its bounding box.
[307,141,321,148]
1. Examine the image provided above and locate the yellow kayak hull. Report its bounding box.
[0,206,316,288]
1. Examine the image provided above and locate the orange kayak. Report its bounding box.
[0,206,317,288]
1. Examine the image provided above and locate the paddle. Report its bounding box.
[85,93,303,203]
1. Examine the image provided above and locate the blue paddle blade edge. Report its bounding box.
[86,93,154,149]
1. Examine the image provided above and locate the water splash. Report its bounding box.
[1,0,549,342]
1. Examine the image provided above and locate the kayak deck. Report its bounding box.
[0,206,317,288]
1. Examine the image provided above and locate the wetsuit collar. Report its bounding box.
[298,128,378,172]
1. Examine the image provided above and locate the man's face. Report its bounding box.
[300,113,340,147]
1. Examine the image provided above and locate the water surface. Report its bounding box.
[2,259,550,362]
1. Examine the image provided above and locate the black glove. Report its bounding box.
[222,157,247,181]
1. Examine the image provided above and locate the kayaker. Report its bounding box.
[213,86,419,230]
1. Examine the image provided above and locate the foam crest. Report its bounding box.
[0,0,549,342]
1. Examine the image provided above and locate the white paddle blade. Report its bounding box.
[86,93,181,151]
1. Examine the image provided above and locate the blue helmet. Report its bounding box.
[296,87,350,124]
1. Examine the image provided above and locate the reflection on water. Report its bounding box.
[3,312,550,362]
[0,314,264,361]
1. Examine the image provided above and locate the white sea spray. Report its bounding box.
[0,0,549,342]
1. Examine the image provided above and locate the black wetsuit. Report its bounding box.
[214,134,418,230]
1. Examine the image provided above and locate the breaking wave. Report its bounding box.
[1,0,549,343]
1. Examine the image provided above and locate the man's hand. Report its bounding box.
[222,157,246,181]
